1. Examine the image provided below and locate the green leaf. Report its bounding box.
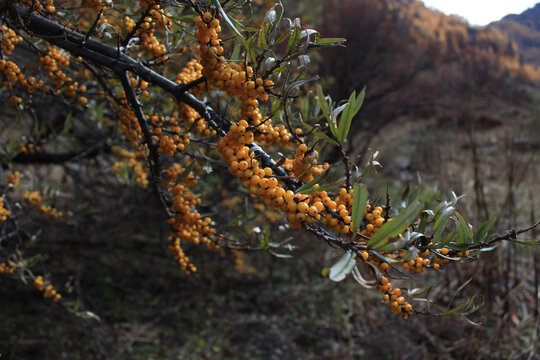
[508,238,539,245]
[258,6,279,49]
[246,35,257,65]
[316,84,329,121]
[337,88,365,144]
[438,302,468,316]
[211,0,248,48]
[297,178,342,195]
[75,310,101,322]
[435,232,457,250]
[448,277,472,308]
[417,211,429,233]
[286,19,301,53]
[315,85,337,139]
[455,211,472,244]
[368,201,422,248]
[230,43,242,61]
[351,184,368,238]
[260,225,270,250]
[329,250,356,282]
[474,217,496,244]
[175,160,196,185]
[285,76,319,97]
[376,231,423,252]
[62,111,73,134]
[311,37,346,48]
[301,121,339,146]
[439,295,483,317]
[432,205,454,244]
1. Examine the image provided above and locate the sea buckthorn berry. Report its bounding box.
[238,161,248,171]
[440,247,449,255]
[202,12,212,23]
[308,206,318,217]
[313,201,324,212]
[297,202,309,214]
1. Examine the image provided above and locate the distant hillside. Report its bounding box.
[490,3,540,66]
[317,0,540,155]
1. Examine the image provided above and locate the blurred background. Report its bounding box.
[1,0,538,359]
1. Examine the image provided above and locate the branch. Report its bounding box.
[117,70,172,217]
[469,219,540,250]
[304,223,367,254]
[6,4,301,190]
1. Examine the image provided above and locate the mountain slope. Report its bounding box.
[490,3,540,66]
[317,0,539,155]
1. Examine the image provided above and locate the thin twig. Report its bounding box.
[468,219,540,250]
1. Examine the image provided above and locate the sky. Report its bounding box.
[421,0,538,26]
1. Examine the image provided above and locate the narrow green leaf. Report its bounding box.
[367,201,422,248]
[351,184,368,238]
[435,232,457,250]
[439,302,468,316]
[474,217,496,244]
[337,88,365,144]
[376,231,423,252]
[313,37,346,47]
[285,76,319,97]
[62,111,73,134]
[432,206,454,244]
[286,22,301,53]
[257,23,268,48]
[316,84,329,121]
[508,238,539,245]
[260,225,270,250]
[448,277,472,308]
[75,310,101,322]
[301,121,339,146]
[297,178,343,195]
[455,211,472,244]
[246,35,257,65]
[417,211,429,233]
[211,0,248,47]
[175,160,196,185]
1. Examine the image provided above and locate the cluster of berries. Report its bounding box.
[163,163,217,273]
[0,262,16,274]
[0,197,12,221]
[34,276,62,302]
[39,47,88,104]
[124,5,172,61]
[193,12,290,146]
